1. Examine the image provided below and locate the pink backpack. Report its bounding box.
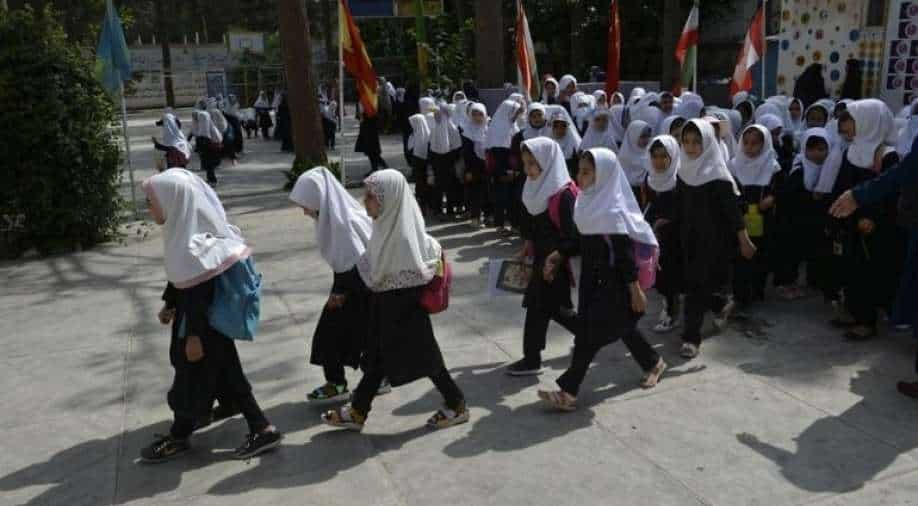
[420,253,452,314]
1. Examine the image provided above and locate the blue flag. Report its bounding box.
[95,0,132,93]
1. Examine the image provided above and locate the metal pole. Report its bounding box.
[120,80,138,218]
[338,2,346,187]
[761,0,767,98]
[693,1,699,94]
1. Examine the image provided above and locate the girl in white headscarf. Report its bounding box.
[429,104,464,218]
[558,74,578,114]
[549,110,582,178]
[542,76,560,105]
[677,119,755,358]
[290,167,375,403]
[610,91,625,106]
[406,113,433,216]
[674,92,704,119]
[321,170,469,431]
[729,124,782,303]
[537,148,667,411]
[826,99,902,341]
[896,99,918,157]
[645,135,684,332]
[460,103,489,227]
[592,90,608,109]
[153,113,191,168]
[190,110,222,185]
[617,120,653,206]
[572,92,596,135]
[140,168,282,463]
[580,108,619,153]
[504,137,580,376]
[487,99,524,233]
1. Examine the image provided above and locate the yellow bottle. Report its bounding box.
[745,204,764,238]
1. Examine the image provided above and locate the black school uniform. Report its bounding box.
[310,267,370,385]
[556,234,660,396]
[429,148,462,216]
[519,187,580,367]
[830,150,903,328]
[162,279,269,439]
[645,183,683,314]
[461,135,487,221]
[733,180,774,305]
[408,149,432,214]
[771,144,799,287]
[350,285,464,416]
[678,179,746,345]
[779,161,833,293]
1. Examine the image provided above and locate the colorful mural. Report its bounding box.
[881,0,918,108]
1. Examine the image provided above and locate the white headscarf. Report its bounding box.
[207,99,228,133]
[730,125,780,187]
[452,91,470,129]
[574,147,658,247]
[792,128,836,192]
[485,99,522,149]
[549,110,582,160]
[617,120,652,187]
[805,99,835,128]
[580,109,618,152]
[788,98,806,134]
[659,115,685,138]
[357,170,442,292]
[572,92,596,132]
[646,135,680,193]
[254,91,270,109]
[610,92,625,106]
[629,87,647,104]
[522,102,549,140]
[678,119,739,194]
[192,110,223,143]
[897,100,918,157]
[289,167,372,273]
[521,137,573,216]
[673,92,704,119]
[429,104,462,155]
[754,102,787,129]
[462,103,489,160]
[592,90,608,108]
[143,168,248,289]
[407,113,431,159]
[558,74,577,96]
[161,113,191,159]
[542,77,560,103]
[731,91,750,108]
[607,105,627,144]
[845,98,898,168]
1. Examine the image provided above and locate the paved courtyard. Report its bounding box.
[1,108,918,506]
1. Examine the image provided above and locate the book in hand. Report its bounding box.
[495,259,532,294]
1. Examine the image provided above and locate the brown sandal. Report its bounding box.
[537,390,577,412]
[321,405,366,432]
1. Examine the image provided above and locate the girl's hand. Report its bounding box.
[185,335,204,363]
[739,230,757,260]
[630,283,647,314]
[516,240,534,260]
[543,251,562,283]
[158,306,175,325]
[830,190,859,218]
[326,294,346,310]
[759,195,775,211]
[653,218,670,233]
[857,218,875,235]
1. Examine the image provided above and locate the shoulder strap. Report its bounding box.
[547,182,580,231]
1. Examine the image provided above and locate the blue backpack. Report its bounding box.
[209,257,262,341]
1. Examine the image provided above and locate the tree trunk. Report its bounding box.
[660,0,682,92]
[278,0,327,165]
[474,0,504,87]
[569,0,584,79]
[155,0,176,107]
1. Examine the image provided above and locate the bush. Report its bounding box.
[283,158,341,190]
[0,6,123,258]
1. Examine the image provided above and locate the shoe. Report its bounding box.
[896,381,918,399]
[680,342,700,359]
[640,359,668,389]
[537,390,577,412]
[505,358,543,376]
[426,402,471,429]
[653,312,675,333]
[322,405,366,432]
[233,430,283,460]
[139,434,190,464]
[307,383,351,404]
[376,378,393,395]
[714,300,736,331]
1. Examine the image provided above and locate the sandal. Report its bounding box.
[640,359,668,389]
[321,405,366,432]
[426,402,470,429]
[307,383,351,403]
[537,390,577,412]
[680,342,700,359]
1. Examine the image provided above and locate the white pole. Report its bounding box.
[693,2,698,94]
[761,0,767,98]
[120,80,138,218]
[338,12,346,187]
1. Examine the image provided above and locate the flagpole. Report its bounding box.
[119,80,138,218]
[761,0,767,98]
[338,6,346,187]
[693,2,699,93]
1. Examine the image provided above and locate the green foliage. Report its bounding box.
[283,159,341,191]
[0,6,124,257]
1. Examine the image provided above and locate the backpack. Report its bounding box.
[209,256,262,341]
[420,253,452,314]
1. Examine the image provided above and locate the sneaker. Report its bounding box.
[376,378,393,395]
[307,383,351,404]
[426,402,470,429]
[713,300,736,331]
[640,359,668,389]
[680,342,700,359]
[233,430,283,460]
[139,434,190,464]
[505,358,543,376]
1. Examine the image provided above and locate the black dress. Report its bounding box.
[310,267,369,375]
[779,164,832,292]
[461,135,486,220]
[734,180,774,304]
[645,184,683,311]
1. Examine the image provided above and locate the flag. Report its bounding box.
[415,0,429,79]
[729,2,765,97]
[340,0,378,117]
[515,0,539,101]
[605,0,621,95]
[95,0,132,93]
[674,3,699,93]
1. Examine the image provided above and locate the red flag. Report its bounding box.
[729,2,764,97]
[605,0,621,95]
[515,0,539,102]
[340,0,378,117]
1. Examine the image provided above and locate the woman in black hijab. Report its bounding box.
[793,63,828,108]
[840,59,863,100]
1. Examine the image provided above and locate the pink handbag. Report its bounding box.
[420,254,452,314]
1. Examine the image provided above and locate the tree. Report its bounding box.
[154,0,175,106]
[278,0,326,166]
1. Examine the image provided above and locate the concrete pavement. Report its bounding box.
[2,109,918,506]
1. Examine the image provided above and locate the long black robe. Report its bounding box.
[310,267,369,371]
[645,184,683,304]
[521,188,579,313]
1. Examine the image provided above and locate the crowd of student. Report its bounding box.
[143,73,917,463]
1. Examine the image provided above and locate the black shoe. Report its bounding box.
[139,434,190,464]
[505,358,543,376]
[233,430,283,460]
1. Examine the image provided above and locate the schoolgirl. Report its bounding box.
[617,120,653,207]
[406,113,433,215]
[548,110,583,179]
[460,103,489,228]
[645,135,684,332]
[428,104,464,219]
[485,99,523,235]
